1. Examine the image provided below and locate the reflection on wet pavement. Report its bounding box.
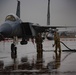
[1,50,62,72]
[0,39,76,75]
[47,52,61,70]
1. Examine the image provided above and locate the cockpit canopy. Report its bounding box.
[5,15,16,21]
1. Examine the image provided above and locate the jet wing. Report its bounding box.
[32,25,76,33]
[21,22,76,35]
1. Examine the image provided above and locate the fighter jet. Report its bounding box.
[0,0,75,45]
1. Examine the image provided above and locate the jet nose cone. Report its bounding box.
[0,23,12,37]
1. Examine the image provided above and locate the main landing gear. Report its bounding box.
[11,36,18,70]
[20,39,27,45]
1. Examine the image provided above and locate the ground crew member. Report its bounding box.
[35,33,43,53]
[53,31,61,52]
[35,33,43,69]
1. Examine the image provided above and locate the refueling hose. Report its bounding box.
[60,41,76,51]
[43,41,76,52]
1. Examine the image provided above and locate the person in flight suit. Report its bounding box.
[53,31,61,52]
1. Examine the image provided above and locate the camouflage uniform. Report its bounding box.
[35,33,43,53]
[35,33,43,69]
[54,32,61,52]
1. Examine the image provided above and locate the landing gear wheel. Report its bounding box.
[20,40,27,45]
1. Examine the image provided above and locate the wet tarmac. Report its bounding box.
[0,38,76,75]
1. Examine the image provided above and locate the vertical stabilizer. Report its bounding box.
[47,0,50,25]
[16,0,20,18]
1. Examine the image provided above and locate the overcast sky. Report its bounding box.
[0,0,76,26]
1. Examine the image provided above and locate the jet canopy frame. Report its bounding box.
[5,15,16,21]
